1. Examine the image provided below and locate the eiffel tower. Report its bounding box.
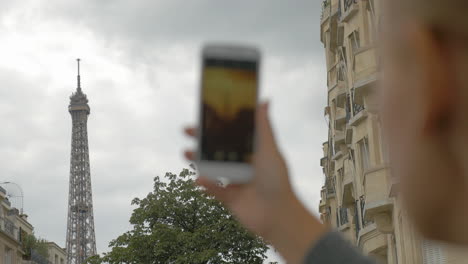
[66,59,97,264]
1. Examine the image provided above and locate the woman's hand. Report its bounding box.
[184,102,327,264]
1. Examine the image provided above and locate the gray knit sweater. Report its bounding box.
[303,232,376,264]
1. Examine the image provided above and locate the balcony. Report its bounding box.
[324,106,331,117]
[342,165,355,205]
[0,217,19,242]
[336,90,347,109]
[328,61,347,92]
[353,46,378,104]
[362,166,393,221]
[321,206,333,226]
[319,187,328,210]
[320,157,328,169]
[340,0,359,22]
[3,198,11,207]
[349,100,367,127]
[358,223,388,256]
[0,186,6,197]
[334,130,346,153]
[323,141,330,156]
[349,109,367,127]
[321,0,331,24]
[333,150,345,161]
[4,219,15,237]
[389,175,400,198]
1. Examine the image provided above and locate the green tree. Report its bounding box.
[93,168,269,264]
[85,255,102,264]
[22,234,49,260]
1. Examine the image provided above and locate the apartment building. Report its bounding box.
[0,186,33,264]
[318,0,467,263]
[0,186,67,264]
[45,242,65,264]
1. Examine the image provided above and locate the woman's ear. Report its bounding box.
[407,23,455,136]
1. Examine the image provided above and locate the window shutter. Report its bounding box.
[422,240,447,264]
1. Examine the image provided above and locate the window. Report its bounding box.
[422,240,446,264]
[338,63,346,81]
[55,254,59,264]
[338,168,344,183]
[359,138,370,173]
[349,31,361,54]
[350,31,362,72]
[350,149,356,165]
[367,0,376,17]
[339,46,348,66]
[366,0,377,42]
[5,247,13,264]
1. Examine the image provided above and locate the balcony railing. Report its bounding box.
[320,188,327,204]
[345,95,352,123]
[359,196,374,227]
[354,200,361,239]
[4,218,16,238]
[351,88,365,116]
[353,103,365,116]
[360,196,366,226]
[344,0,357,12]
[341,0,359,22]
[339,207,349,226]
[3,198,11,207]
[0,186,6,195]
[326,176,336,196]
[321,0,331,22]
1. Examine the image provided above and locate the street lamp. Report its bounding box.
[0,181,24,214]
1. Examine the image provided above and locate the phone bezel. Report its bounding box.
[196,44,261,183]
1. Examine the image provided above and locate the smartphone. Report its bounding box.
[197,44,260,183]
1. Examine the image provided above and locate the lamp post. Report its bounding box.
[0,181,24,214]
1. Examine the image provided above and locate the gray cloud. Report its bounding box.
[39,0,324,63]
[0,1,327,262]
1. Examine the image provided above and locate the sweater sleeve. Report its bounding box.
[303,232,376,264]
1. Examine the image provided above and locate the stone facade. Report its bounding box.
[318,0,468,263]
[0,186,32,264]
[45,243,66,264]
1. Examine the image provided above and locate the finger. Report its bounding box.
[184,150,196,161]
[184,127,197,137]
[195,177,229,203]
[257,101,278,151]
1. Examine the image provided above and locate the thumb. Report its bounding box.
[257,102,278,152]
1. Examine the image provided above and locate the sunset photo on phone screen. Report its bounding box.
[201,59,257,163]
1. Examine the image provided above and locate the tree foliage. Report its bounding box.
[90,168,268,264]
[22,234,49,260]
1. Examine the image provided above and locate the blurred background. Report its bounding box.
[0,0,327,262]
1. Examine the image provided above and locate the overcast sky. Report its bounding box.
[0,1,327,262]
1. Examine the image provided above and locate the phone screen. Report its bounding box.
[200,58,258,164]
